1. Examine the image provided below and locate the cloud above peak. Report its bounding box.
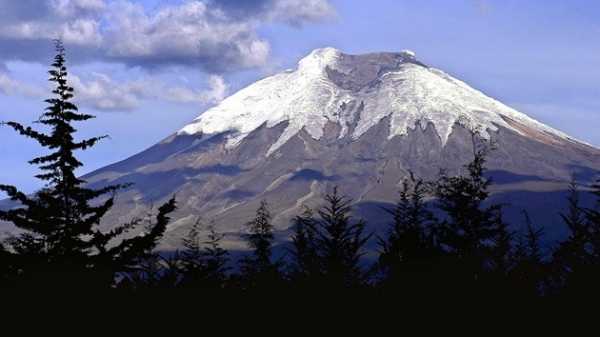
[0,0,336,72]
[211,0,336,26]
[101,1,270,71]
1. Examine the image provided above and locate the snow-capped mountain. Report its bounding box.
[76,48,600,249]
[179,48,579,155]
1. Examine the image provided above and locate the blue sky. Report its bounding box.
[1,0,599,194]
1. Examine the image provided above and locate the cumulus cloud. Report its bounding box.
[69,72,229,112]
[0,69,44,97]
[0,62,230,112]
[100,1,270,71]
[164,75,229,105]
[0,0,335,112]
[267,0,337,26]
[213,0,336,26]
[51,0,106,17]
[69,73,142,111]
[0,0,104,47]
[0,73,18,95]
[0,0,336,72]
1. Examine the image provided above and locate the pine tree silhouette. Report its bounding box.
[201,225,230,288]
[312,187,371,289]
[553,178,600,296]
[434,142,511,293]
[377,173,441,293]
[0,241,13,287]
[288,206,321,288]
[174,218,206,288]
[240,200,280,289]
[0,41,176,290]
[510,210,545,297]
[179,219,230,289]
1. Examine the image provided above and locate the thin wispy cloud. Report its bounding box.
[0,70,45,97]
[70,72,230,112]
[164,75,229,105]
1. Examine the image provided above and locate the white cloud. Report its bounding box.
[51,0,106,17]
[101,1,270,71]
[0,73,18,95]
[0,0,104,47]
[69,73,141,111]
[203,75,229,104]
[0,0,334,111]
[69,72,229,112]
[0,0,335,71]
[0,71,44,97]
[268,0,337,26]
[165,75,229,105]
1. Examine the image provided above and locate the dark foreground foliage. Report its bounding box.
[0,41,176,291]
[1,42,600,302]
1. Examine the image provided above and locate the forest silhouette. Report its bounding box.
[1,42,599,301]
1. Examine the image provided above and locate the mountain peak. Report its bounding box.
[296,47,342,76]
[400,49,416,58]
[299,48,419,75]
[179,48,578,156]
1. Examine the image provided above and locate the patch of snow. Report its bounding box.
[179,48,578,156]
[401,49,416,58]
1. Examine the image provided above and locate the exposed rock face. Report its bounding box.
[84,118,599,250]
[4,48,600,249]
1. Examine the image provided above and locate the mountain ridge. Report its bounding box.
[178,47,589,158]
[3,48,599,250]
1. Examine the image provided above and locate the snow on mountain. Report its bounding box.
[179,47,580,156]
[7,47,594,251]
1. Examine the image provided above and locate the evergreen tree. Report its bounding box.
[122,253,167,290]
[312,187,371,288]
[0,40,176,289]
[195,223,230,288]
[554,179,600,295]
[178,219,229,289]
[240,200,280,289]
[377,173,440,290]
[288,207,320,286]
[510,211,545,297]
[434,142,511,289]
[180,219,204,272]
[177,218,206,286]
[584,179,600,264]
[490,212,513,277]
[0,240,13,286]
[560,180,588,255]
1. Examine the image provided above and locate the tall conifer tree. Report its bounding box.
[377,173,440,289]
[288,207,321,286]
[0,41,175,289]
[240,200,280,289]
[179,219,230,288]
[510,211,545,297]
[313,187,371,288]
[554,179,600,295]
[434,142,510,289]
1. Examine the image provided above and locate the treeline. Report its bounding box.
[1,42,600,300]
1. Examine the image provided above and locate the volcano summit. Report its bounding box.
[79,48,600,249]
